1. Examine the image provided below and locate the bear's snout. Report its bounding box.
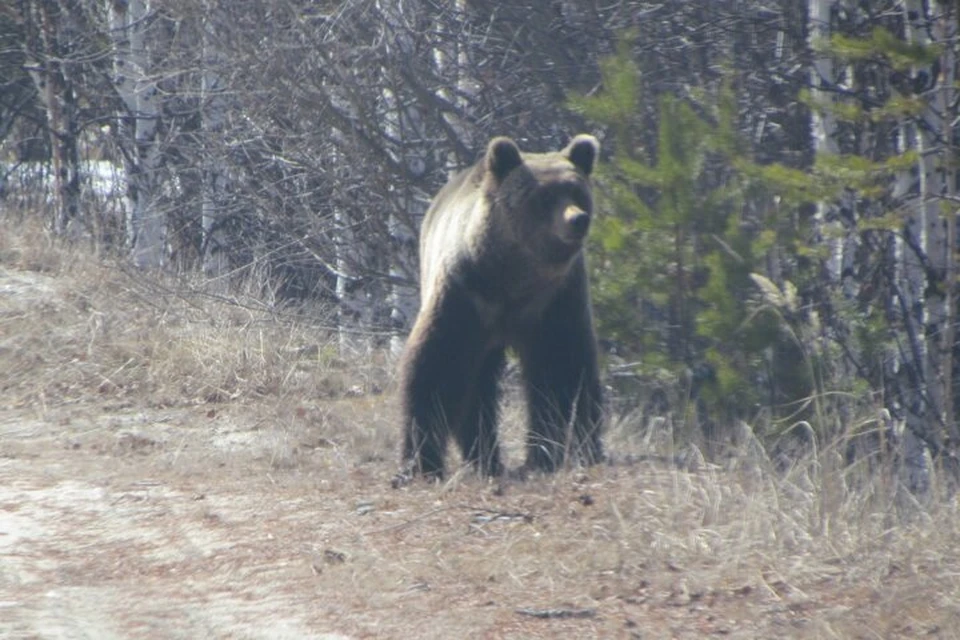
[565,206,591,239]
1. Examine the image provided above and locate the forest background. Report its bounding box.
[3,0,960,491]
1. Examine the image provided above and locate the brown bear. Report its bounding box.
[395,134,604,484]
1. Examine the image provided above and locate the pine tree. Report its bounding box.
[571,44,813,434]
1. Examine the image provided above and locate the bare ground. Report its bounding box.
[2,238,960,639]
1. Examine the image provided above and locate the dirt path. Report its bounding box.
[0,405,360,639]
[2,263,959,639]
[6,401,959,640]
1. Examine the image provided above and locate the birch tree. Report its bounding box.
[808,0,853,287]
[897,0,960,486]
[804,0,960,485]
[378,0,427,355]
[110,0,164,268]
[892,0,938,492]
[199,0,229,285]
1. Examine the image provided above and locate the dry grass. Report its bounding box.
[2,219,959,639]
[0,219,388,409]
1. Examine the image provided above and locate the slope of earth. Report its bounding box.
[1,242,959,639]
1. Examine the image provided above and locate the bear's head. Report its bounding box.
[483,135,599,266]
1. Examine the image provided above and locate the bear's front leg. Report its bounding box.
[519,267,604,472]
[455,348,506,476]
[396,285,490,484]
[521,346,603,471]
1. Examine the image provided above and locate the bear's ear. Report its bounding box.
[565,134,599,176]
[486,136,523,181]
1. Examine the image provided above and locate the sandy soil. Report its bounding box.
[1,402,361,639]
[2,263,960,639]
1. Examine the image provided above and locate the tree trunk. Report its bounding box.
[110,0,165,269]
[378,0,428,355]
[330,139,377,357]
[933,1,960,454]
[200,0,229,286]
[808,0,846,285]
[21,0,81,236]
[894,0,956,493]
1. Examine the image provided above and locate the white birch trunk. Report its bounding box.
[892,103,932,492]
[808,0,844,283]
[330,137,375,357]
[432,0,476,159]
[200,1,229,287]
[378,0,426,356]
[895,0,949,493]
[110,0,165,269]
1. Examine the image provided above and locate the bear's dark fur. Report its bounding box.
[397,135,604,483]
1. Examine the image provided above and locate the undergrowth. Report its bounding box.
[2,217,959,638]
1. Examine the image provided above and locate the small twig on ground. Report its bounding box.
[515,607,597,619]
[468,506,534,524]
[364,503,535,534]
